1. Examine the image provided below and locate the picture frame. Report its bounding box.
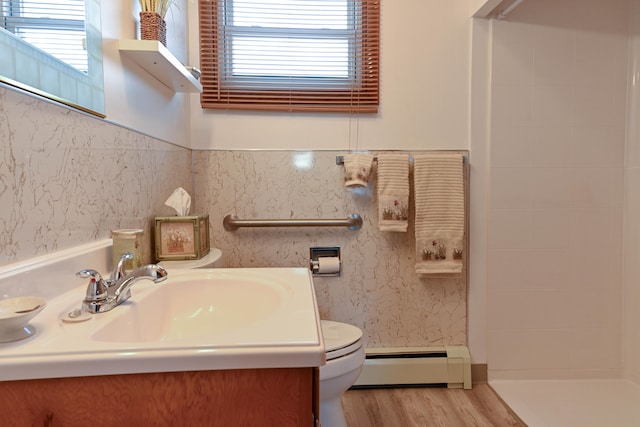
[154,214,210,261]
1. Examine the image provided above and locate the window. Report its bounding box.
[198,0,379,112]
[1,0,87,73]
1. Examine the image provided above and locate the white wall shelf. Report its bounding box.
[118,39,202,93]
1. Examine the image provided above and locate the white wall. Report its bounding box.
[187,1,474,151]
[100,0,192,146]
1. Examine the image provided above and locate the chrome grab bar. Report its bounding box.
[223,213,363,231]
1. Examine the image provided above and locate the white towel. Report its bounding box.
[377,153,410,232]
[413,153,465,276]
[343,154,374,188]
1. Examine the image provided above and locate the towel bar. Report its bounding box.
[335,154,468,165]
[223,214,363,231]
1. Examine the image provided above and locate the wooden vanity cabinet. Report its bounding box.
[0,367,319,426]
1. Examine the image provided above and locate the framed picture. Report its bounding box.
[154,215,210,261]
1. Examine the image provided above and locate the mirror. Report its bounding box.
[0,0,104,116]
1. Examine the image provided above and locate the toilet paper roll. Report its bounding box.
[317,257,341,274]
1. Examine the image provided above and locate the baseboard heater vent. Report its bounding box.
[352,346,471,390]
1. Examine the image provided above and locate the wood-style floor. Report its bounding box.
[342,384,526,427]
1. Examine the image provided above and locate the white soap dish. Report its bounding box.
[0,296,47,343]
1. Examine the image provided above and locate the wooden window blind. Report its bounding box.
[0,0,87,72]
[198,0,379,113]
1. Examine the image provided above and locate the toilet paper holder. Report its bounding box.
[310,247,341,277]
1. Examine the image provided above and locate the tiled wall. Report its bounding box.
[0,87,469,350]
[193,150,467,348]
[487,0,629,378]
[0,85,192,267]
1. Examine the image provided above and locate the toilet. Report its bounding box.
[157,248,223,269]
[319,320,365,427]
[160,250,364,427]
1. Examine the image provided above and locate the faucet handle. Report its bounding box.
[111,253,134,283]
[77,269,108,302]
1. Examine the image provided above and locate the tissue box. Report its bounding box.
[154,215,210,261]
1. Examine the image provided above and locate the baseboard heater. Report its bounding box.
[352,346,471,390]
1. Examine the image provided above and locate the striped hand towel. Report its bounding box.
[413,153,465,276]
[377,153,410,232]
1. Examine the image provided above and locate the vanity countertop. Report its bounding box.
[0,267,325,382]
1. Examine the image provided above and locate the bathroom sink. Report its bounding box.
[91,271,289,343]
[0,267,324,380]
[0,242,324,382]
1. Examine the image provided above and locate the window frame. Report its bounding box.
[198,0,380,113]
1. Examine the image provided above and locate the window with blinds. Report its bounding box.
[198,0,380,113]
[0,0,87,73]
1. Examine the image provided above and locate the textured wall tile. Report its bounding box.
[194,150,467,348]
[0,87,468,350]
[0,86,191,265]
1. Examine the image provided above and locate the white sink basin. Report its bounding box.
[0,267,324,382]
[92,271,289,343]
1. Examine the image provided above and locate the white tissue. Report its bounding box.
[165,187,191,216]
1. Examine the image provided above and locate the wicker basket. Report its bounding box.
[140,12,167,47]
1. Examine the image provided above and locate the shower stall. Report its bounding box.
[476,0,640,424]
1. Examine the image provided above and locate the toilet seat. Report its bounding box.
[321,320,363,361]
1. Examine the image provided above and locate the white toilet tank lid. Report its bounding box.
[158,248,222,269]
[321,320,363,354]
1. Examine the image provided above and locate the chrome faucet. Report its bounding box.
[77,253,168,314]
